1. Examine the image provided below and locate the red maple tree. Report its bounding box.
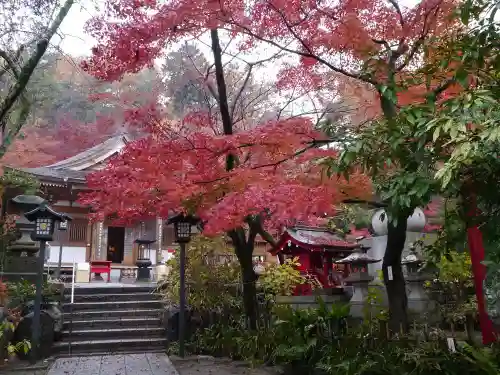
[82,0,460,327]
[80,9,377,325]
[80,108,371,325]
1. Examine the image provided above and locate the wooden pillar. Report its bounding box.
[123,227,135,266]
[85,221,92,262]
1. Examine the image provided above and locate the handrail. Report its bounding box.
[68,258,76,356]
[70,259,76,304]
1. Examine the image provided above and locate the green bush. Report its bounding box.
[258,257,318,299]
[157,236,242,311]
[187,301,500,375]
[425,251,477,324]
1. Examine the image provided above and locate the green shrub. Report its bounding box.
[188,301,500,375]
[157,236,242,311]
[258,257,318,299]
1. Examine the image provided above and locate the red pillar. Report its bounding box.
[466,197,497,344]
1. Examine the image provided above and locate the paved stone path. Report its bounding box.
[47,353,178,375]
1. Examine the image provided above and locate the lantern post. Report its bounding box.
[55,220,69,279]
[24,203,71,362]
[166,213,201,358]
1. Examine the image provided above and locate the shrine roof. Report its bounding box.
[272,226,358,254]
[5,134,133,185]
[44,134,131,171]
[11,166,88,183]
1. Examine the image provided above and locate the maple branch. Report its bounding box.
[230,51,282,121]
[266,3,377,86]
[230,65,253,121]
[427,77,456,102]
[250,140,326,170]
[223,23,376,85]
[396,9,433,71]
[248,215,277,248]
[388,0,405,28]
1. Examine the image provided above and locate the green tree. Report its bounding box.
[330,0,500,331]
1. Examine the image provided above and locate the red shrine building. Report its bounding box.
[271,226,360,294]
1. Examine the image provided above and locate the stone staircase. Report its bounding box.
[53,285,166,356]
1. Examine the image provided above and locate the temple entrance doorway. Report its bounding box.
[107,226,125,263]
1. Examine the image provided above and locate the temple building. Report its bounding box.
[3,134,273,270]
[4,135,175,269]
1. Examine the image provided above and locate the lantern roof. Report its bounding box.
[24,203,72,223]
[12,195,46,206]
[134,238,156,245]
[335,251,381,265]
[166,213,201,226]
[401,250,424,265]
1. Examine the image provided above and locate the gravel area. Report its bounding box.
[170,356,282,375]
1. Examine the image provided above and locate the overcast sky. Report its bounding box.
[57,2,98,57]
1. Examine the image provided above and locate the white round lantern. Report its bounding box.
[371,207,427,236]
[371,209,388,236]
[406,207,426,232]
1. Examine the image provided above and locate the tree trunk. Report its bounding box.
[239,250,258,330]
[229,228,258,330]
[382,216,408,334]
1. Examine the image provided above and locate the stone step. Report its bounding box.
[54,348,167,358]
[63,300,162,313]
[52,337,167,356]
[65,286,155,296]
[62,327,165,340]
[67,308,163,321]
[65,292,161,303]
[64,317,162,330]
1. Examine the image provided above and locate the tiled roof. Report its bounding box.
[286,226,358,249]
[5,134,134,185]
[13,166,88,182]
[46,134,131,171]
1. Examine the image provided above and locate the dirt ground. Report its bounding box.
[170,356,282,375]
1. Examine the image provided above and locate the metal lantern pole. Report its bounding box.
[23,201,72,363]
[179,241,187,358]
[56,241,63,279]
[55,222,69,279]
[31,239,46,363]
[167,213,201,359]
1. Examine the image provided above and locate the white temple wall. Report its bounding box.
[46,245,87,265]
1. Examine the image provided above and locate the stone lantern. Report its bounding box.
[336,243,380,318]
[135,238,155,281]
[402,244,432,314]
[7,195,46,257]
